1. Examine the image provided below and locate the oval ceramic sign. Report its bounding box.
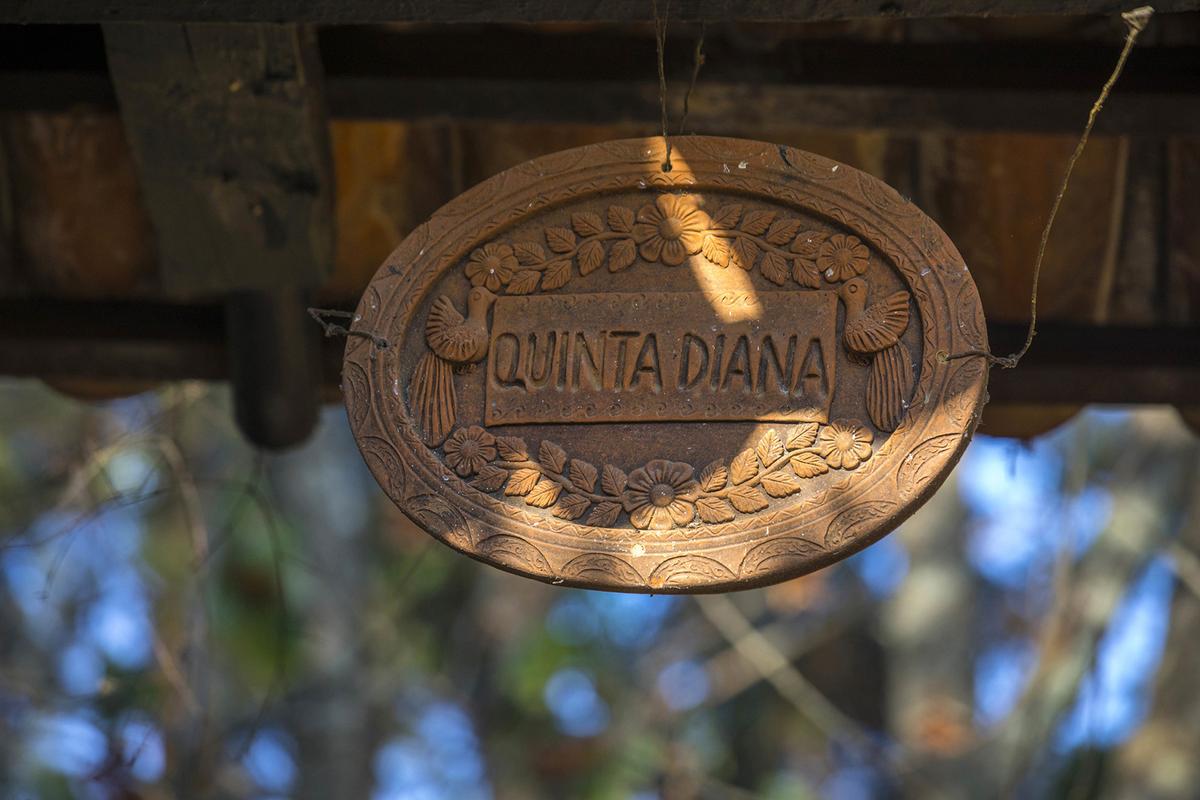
[343,137,988,592]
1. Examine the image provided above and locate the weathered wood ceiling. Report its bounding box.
[3,0,1199,23]
[0,4,1197,445]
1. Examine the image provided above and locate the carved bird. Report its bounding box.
[838,277,914,432]
[411,287,497,446]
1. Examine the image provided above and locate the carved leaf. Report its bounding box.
[791,452,830,478]
[553,493,591,520]
[731,237,759,271]
[545,227,576,253]
[740,210,776,235]
[698,460,728,492]
[571,211,604,237]
[793,258,821,289]
[760,251,789,285]
[541,259,573,291]
[729,449,759,485]
[755,429,785,465]
[539,440,568,473]
[495,435,529,461]
[513,240,546,265]
[569,459,598,493]
[608,239,636,272]
[765,218,803,245]
[786,422,819,450]
[507,269,540,294]
[587,501,622,527]
[471,465,509,492]
[607,205,635,233]
[701,234,731,267]
[504,468,541,496]
[729,485,770,513]
[712,204,742,229]
[696,496,736,524]
[790,230,825,258]
[762,471,804,498]
[526,480,563,508]
[601,464,628,496]
[577,240,604,276]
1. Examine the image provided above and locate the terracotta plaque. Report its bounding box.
[343,137,988,593]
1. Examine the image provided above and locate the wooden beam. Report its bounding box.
[103,23,332,447]
[103,22,333,296]
[323,79,1198,136]
[1,300,1197,407]
[5,0,1198,24]
[5,26,1198,135]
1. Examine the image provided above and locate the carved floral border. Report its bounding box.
[460,193,870,294]
[443,420,874,531]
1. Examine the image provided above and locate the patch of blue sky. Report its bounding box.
[958,435,1062,520]
[1057,557,1174,749]
[820,765,882,800]
[28,710,107,778]
[373,739,443,800]
[974,638,1038,727]
[656,659,710,711]
[120,715,165,782]
[83,572,153,669]
[546,592,602,646]
[414,701,488,786]
[849,535,909,597]
[958,435,1073,588]
[58,641,104,696]
[373,732,491,799]
[583,590,677,649]
[104,447,160,498]
[241,728,297,794]
[544,667,610,737]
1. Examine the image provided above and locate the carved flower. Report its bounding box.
[465,243,516,290]
[631,195,712,266]
[443,425,497,476]
[817,233,870,282]
[623,459,700,530]
[817,421,874,470]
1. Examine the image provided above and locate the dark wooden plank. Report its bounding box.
[8,24,1198,134]
[1167,138,1200,323]
[103,22,333,296]
[324,79,1199,136]
[6,70,1191,136]
[5,0,1199,24]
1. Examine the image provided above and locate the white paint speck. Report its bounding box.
[737,160,748,170]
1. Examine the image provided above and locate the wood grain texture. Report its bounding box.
[7,0,1198,23]
[103,22,333,296]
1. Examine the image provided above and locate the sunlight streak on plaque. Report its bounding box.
[670,152,762,322]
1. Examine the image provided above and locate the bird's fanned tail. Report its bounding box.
[412,352,455,446]
[867,344,914,432]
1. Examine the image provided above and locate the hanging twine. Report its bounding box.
[651,0,707,171]
[307,307,390,349]
[939,5,1154,370]
[652,0,673,171]
[679,23,707,135]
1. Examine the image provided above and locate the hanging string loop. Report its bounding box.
[939,5,1154,370]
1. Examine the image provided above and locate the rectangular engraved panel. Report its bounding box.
[485,291,838,426]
